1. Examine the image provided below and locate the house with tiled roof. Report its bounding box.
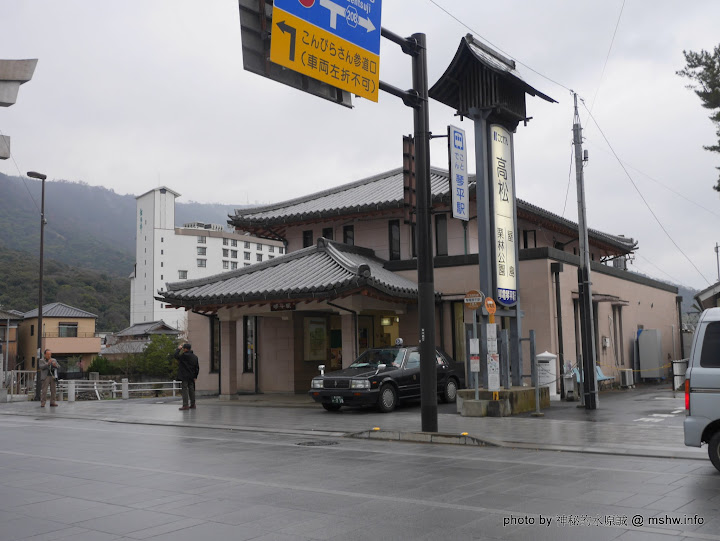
[17,302,102,373]
[102,320,181,360]
[157,167,680,397]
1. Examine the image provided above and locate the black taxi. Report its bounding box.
[309,346,462,413]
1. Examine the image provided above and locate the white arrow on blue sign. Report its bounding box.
[274,0,382,55]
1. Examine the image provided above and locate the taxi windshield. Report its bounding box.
[349,349,405,368]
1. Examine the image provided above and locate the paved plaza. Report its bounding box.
[1,385,718,540]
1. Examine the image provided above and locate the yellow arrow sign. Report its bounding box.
[270,8,379,102]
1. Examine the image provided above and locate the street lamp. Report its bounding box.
[27,171,46,401]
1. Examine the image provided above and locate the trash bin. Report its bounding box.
[672,359,688,391]
[536,351,558,400]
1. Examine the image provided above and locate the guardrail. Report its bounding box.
[4,371,181,401]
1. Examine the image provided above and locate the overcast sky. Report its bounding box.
[1,0,719,291]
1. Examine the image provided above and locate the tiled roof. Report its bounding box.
[230,168,636,253]
[115,320,180,337]
[158,238,424,308]
[23,302,97,319]
[0,309,24,321]
[103,341,148,355]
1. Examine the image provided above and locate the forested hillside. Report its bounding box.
[0,172,245,330]
[0,245,130,330]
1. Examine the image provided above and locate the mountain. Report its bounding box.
[0,245,130,330]
[0,173,242,277]
[0,172,245,330]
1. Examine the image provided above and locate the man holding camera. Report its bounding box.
[174,343,199,410]
[39,349,59,407]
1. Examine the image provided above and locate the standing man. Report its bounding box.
[39,349,59,407]
[174,343,199,410]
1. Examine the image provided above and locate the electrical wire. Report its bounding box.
[0,126,41,214]
[426,0,573,93]
[633,254,683,285]
[583,141,720,219]
[562,141,574,218]
[585,0,626,117]
[580,99,712,286]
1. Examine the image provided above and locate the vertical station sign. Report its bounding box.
[490,124,517,307]
[270,0,382,102]
[448,125,469,220]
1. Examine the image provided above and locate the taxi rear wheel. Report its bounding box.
[441,378,458,403]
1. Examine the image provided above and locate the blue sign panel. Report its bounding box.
[274,0,382,55]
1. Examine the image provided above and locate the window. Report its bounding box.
[58,323,78,338]
[160,249,163,255]
[210,315,221,373]
[178,270,188,279]
[198,236,206,244]
[435,214,448,256]
[160,262,164,267]
[257,254,263,262]
[701,322,720,368]
[231,250,238,259]
[160,275,163,280]
[197,259,206,267]
[232,239,238,247]
[388,220,400,260]
[343,225,354,245]
[244,263,250,267]
[231,262,238,270]
[244,241,249,249]
[223,249,229,257]
[303,230,313,248]
[279,247,284,254]
[31,324,34,337]
[223,261,229,269]
[322,228,333,240]
[161,237,164,242]
[197,247,206,256]
[269,255,274,259]
[269,246,274,253]
[244,252,250,260]
[523,230,537,249]
[257,243,262,250]
[223,238,228,246]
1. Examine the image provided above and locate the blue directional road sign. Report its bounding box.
[274,0,382,55]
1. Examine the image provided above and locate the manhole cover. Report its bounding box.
[296,440,339,447]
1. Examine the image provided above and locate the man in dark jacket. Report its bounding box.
[174,343,199,410]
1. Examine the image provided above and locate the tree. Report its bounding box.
[677,44,720,191]
[138,335,179,379]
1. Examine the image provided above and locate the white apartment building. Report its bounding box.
[129,187,285,333]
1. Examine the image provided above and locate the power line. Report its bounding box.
[584,141,720,219]
[586,0,626,116]
[633,253,683,285]
[580,99,711,286]
[426,0,573,93]
[562,141,574,218]
[0,126,41,214]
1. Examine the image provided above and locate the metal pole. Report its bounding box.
[530,330,543,416]
[552,263,566,398]
[715,242,719,282]
[31,174,47,401]
[411,33,438,433]
[501,329,510,389]
[572,94,598,410]
[472,309,478,400]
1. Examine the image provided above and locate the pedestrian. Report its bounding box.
[39,349,59,407]
[174,343,199,410]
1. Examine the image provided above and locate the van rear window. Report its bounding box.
[700,321,720,368]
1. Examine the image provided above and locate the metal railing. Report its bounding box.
[4,371,180,401]
[4,370,36,395]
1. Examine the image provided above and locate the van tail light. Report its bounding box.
[685,378,690,410]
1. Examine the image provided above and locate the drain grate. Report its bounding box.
[296,440,339,447]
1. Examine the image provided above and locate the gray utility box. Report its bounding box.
[638,329,663,379]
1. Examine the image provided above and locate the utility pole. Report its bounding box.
[28,171,47,401]
[715,242,719,282]
[572,93,598,409]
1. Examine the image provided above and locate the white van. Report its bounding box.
[684,307,720,472]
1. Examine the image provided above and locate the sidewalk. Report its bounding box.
[0,384,705,461]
